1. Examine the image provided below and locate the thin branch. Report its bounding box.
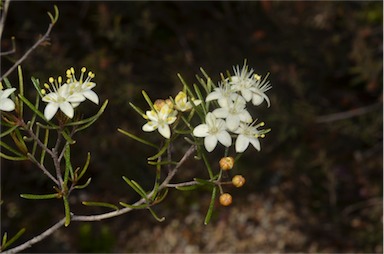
[27,153,59,185]
[0,21,55,82]
[315,102,382,123]
[1,145,197,253]
[0,0,10,43]
[2,218,66,254]
[166,180,198,188]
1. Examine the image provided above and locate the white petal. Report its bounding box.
[249,138,261,151]
[143,122,157,132]
[252,93,264,106]
[42,93,58,102]
[59,101,74,118]
[146,110,159,121]
[239,111,253,123]
[205,113,216,127]
[217,131,232,147]
[83,90,99,104]
[226,115,240,131]
[166,116,177,125]
[1,88,16,99]
[68,93,86,103]
[193,124,209,137]
[235,134,249,153]
[44,103,59,120]
[0,98,15,111]
[204,135,218,152]
[212,108,228,119]
[158,124,171,139]
[241,89,253,101]
[205,91,220,102]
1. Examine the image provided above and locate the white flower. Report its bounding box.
[174,91,201,112]
[193,112,232,152]
[0,85,16,112]
[142,104,177,139]
[42,77,85,120]
[230,64,272,107]
[206,81,239,108]
[234,121,265,153]
[250,73,272,107]
[66,67,99,107]
[212,97,252,131]
[230,63,256,102]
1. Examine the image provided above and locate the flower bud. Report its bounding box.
[219,157,234,171]
[219,193,232,206]
[232,175,245,188]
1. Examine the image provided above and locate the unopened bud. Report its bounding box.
[219,193,232,206]
[232,175,245,188]
[219,157,234,171]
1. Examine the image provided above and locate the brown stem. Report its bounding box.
[0,21,55,82]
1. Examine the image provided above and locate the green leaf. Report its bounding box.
[31,77,43,97]
[61,130,75,145]
[204,187,217,225]
[0,228,26,251]
[119,202,149,209]
[117,128,157,149]
[193,84,206,114]
[40,128,49,165]
[147,160,177,166]
[82,201,118,210]
[153,188,168,204]
[0,152,27,161]
[0,140,26,158]
[141,90,155,111]
[0,125,18,138]
[72,100,108,133]
[63,145,74,185]
[147,139,170,161]
[122,176,149,202]
[18,94,53,125]
[77,152,91,180]
[20,193,59,199]
[17,66,24,116]
[63,196,71,227]
[74,177,92,189]
[193,178,215,186]
[147,207,165,222]
[129,102,145,117]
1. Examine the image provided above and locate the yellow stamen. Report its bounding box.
[41,89,46,95]
[44,83,50,89]
[81,67,86,73]
[49,77,54,83]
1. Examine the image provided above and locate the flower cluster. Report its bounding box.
[0,83,16,112]
[193,63,271,153]
[41,67,99,120]
[142,91,201,139]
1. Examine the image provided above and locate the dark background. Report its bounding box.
[1,1,382,252]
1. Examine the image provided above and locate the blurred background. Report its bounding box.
[1,1,382,253]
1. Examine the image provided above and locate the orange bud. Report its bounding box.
[219,157,235,171]
[232,175,246,188]
[219,193,232,206]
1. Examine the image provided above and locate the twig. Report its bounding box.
[2,145,197,253]
[0,21,55,82]
[315,102,381,123]
[2,218,66,254]
[0,0,10,43]
[26,153,59,185]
